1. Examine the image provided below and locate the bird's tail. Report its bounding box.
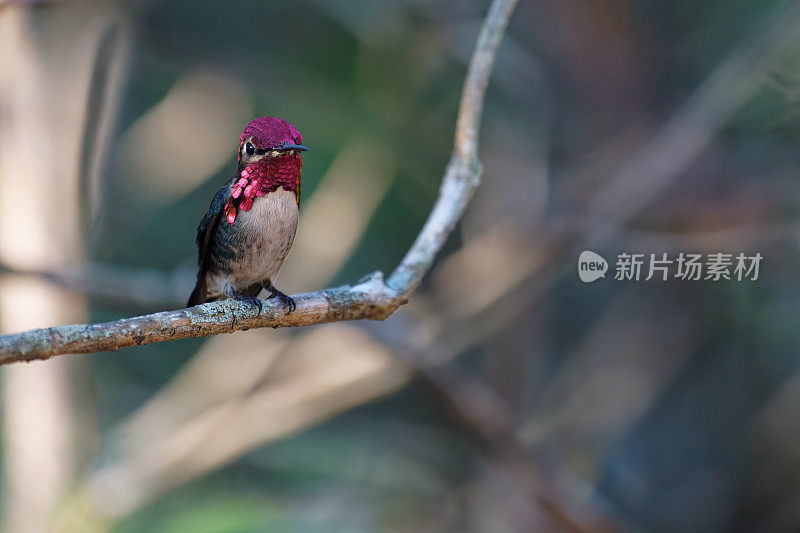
[187,275,207,307]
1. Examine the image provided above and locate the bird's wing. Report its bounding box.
[196,184,230,268]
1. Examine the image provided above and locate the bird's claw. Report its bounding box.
[269,289,295,314]
[234,294,263,315]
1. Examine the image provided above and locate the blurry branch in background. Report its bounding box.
[78,325,412,520]
[0,261,194,310]
[78,21,130,231]
[0,0,58,8]
[583,0,800,239]
[501,0,800,276]
[0,4,129,533]
[0,0,519,365]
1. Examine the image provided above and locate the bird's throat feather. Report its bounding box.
[224,154,302,224]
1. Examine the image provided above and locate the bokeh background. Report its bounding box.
[1,0,800,531]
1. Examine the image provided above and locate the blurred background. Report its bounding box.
[1,0,800,531]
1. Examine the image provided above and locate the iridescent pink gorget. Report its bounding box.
[223,154,302,224]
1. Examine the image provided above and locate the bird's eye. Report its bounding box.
[244,142,255,157]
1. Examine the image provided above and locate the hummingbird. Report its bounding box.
[187,116,307,313]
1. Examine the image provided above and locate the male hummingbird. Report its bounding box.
[187,117,307,313]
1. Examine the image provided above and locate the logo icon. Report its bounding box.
[578,251,608,282]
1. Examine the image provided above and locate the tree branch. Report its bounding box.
[0,0,519,365]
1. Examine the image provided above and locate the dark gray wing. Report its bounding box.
[196,185,229,268]
[187,184,229,306]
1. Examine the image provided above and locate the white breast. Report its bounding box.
[228,187,299,287]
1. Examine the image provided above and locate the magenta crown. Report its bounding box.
[240,116,303,149]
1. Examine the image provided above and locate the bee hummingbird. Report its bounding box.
[187,117,307,313]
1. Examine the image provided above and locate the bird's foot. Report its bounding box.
[234,293,263,315]
[268,287,295,314]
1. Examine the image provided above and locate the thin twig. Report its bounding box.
[0,0,520,364]
[388,0,517,296]
[0,262,193,310]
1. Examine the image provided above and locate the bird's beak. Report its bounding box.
[278,143,308,152]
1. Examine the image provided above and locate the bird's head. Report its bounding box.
[238,116,307,168]
[224,117,307,223]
